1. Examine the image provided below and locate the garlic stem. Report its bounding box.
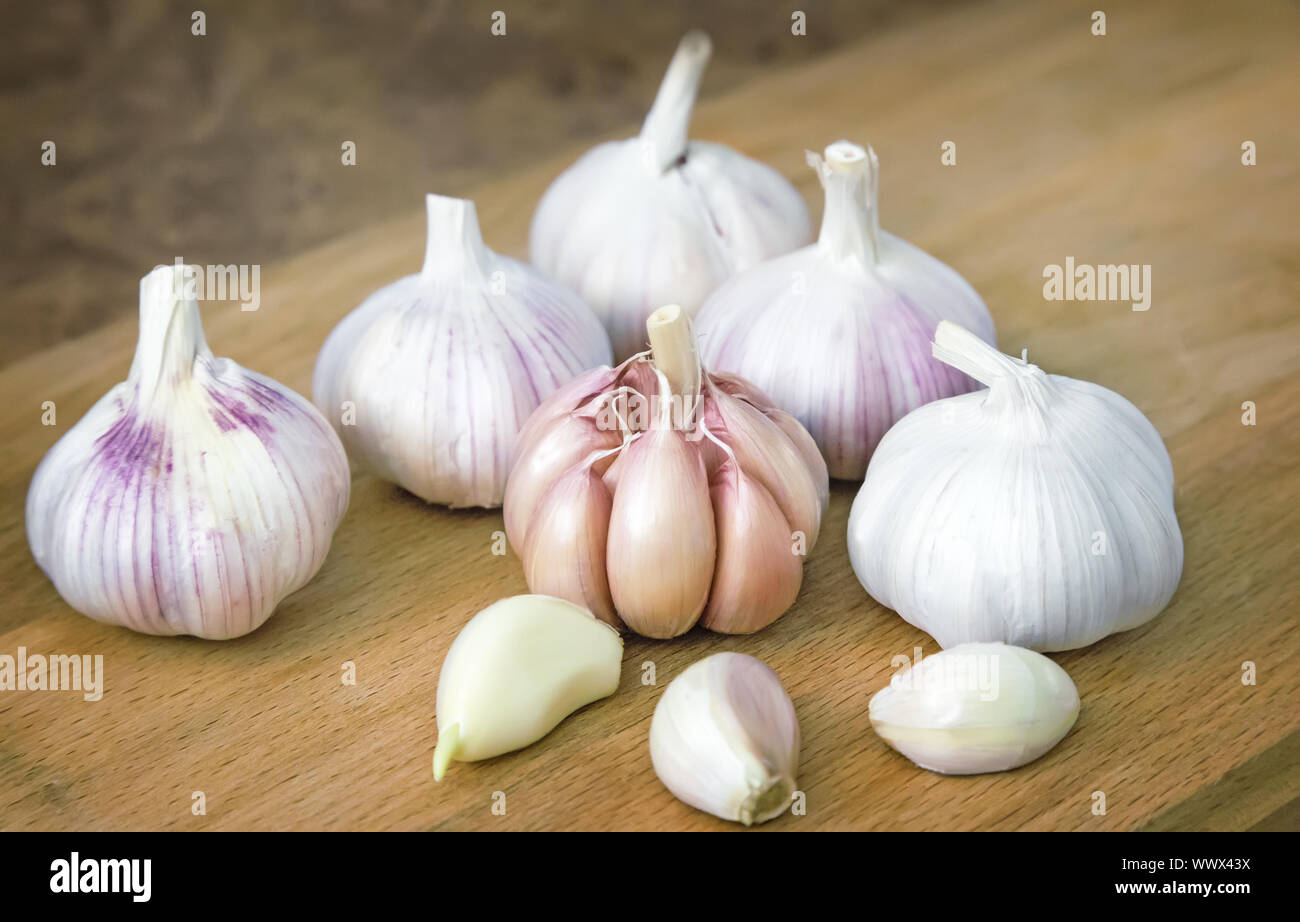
[639,30,712,173]
[932,321,1054,437]
[129,265,211,403]
[421,193,492,282]
[811,140,879,264]
[646,304,701,401]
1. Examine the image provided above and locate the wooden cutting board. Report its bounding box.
[2,0,1297,831]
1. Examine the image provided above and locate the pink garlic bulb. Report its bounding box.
[504,305,828,638]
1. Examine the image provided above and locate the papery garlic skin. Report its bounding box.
[869,643,1079,775]
[650,652,800,825]
[314,194,612,508]
[696,140,995,479]
[504,305,827,639]
[26,266,350,639]
[433,595,623,780]
[848,321,1184,652]
[530,31,811,361]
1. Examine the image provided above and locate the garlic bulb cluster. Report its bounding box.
[504,304,828,638]
[530,31,811,360]
[849,321,1184,652]
[650,652,800,825]
[27,266,351,639]
[433,594,623,780]
[314,194,612,508]
[695,140,996,479]
[869,643,1079,775]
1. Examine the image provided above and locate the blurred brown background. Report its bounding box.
[0,0,968,368]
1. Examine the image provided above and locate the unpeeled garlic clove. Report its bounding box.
[649,652,800,825]
[704,383,824,550]
[503,368,622,551]
[699,460,802,634]
[605,426,716,638]
[522,452,621,628]
[868,642,1080,775]
[433,594,623,780]
[26,265,350,639]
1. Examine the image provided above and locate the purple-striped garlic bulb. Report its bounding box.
[504,304,828,638]
[26,265,351,639]
[694,140,997,480]
[314,194,612,507]
[529,31,811,361]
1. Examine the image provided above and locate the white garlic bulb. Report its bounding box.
[433,594,623,780]
[26,265,351,639]
[314,194,612,508]
[530,31,811,361]
[848,321,1184,652]
[649,652,800,825]
[869,643,1079,775]
[695,140,996,479]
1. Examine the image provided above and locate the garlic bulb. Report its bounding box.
[313,194,612,508]
[869,643,1079,775]
[649,652,800,825]
[504,304,828,638]
[695,140,996,479]
[26,265,350,639]
[530,31,811,361]
[848,321,1184,652]
[433,594,623,780]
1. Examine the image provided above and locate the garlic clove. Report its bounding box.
[695,140,995,479]
[433,594,623,780]
[26,265,350,639]
[605,427,716,638]
[705,384,824,550]
[530,32,811,361]
[649,652,800,825]
[765,406,831,514]
[699,460,803,634]
[503,402,621,553]
[868,643,1080,775]
[848,320,1183,651]
[314,194,612,508]
[522,452,621,628]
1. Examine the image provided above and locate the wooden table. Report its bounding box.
[2,0,1297,831]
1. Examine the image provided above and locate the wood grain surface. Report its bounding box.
[2,0,1298,831]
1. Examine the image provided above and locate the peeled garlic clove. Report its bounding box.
[530,31,811,360]
[650,652,800,825]
[696,140,996,479]
[26,266,350,639]
[433,594,623,780]
[848,321,1184,651]
[700,461,802,634]
[605,427,716,638]
[522,453,621,628]
[314,194,612,508]
[869,643,1079,775]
